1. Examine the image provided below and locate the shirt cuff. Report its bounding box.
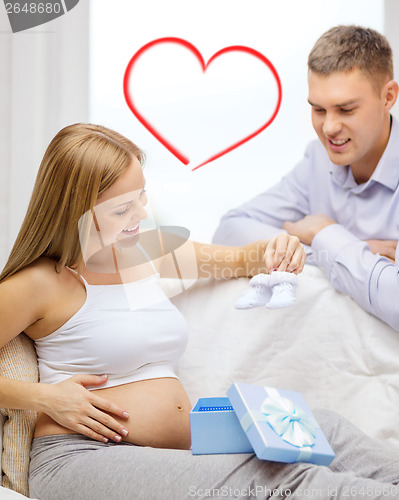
[311,224,359,276]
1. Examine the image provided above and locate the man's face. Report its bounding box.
[308,69,390,181]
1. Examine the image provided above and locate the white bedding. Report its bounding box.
[2,264,398,499]
[172,265,399,451]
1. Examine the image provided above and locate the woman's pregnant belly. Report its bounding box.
[34,378,192,449]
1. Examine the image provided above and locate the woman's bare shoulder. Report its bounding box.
[0,258,66,345]
[6,257,61,289]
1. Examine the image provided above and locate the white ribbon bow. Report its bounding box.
[261,394,317,448]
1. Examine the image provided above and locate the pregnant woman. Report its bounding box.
[0,124,397,500]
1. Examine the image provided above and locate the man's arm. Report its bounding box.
[212,149,313,246]
[365,239,397,261]
[286,217,399,330]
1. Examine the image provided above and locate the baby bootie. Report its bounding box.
[266,271,298,309]
[235,271,298,310]
[235,273,272,310]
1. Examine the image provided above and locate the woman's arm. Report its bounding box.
[0,267,129,443]
[194,234,305,279]
[159,233,305,279]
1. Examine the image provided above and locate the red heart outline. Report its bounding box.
[123,37,282,171]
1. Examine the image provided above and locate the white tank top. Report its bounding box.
[34,266,189,390]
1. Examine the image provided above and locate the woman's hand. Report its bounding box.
[264,233,305,274]
[240,234,305,277]
[41,374,129,443]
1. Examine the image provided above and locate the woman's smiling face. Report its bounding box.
[93,156,148,247]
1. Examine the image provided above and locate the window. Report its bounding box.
[90,0,384,241]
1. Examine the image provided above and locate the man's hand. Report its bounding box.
[283,214,335,246]
[366,239,397,262]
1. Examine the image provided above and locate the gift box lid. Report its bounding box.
[227,382,335,465]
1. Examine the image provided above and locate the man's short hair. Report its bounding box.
[308,25,394,92]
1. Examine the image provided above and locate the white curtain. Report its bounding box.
[0,2,89,269]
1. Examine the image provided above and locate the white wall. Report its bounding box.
[89,0,386,243]
[385,0,399,122]
[0,2,89,269]
[0,10,12,270]
[1,0,397,270]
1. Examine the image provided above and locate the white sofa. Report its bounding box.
[2,265,399,498]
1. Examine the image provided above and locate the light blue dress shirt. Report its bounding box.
[213,117,399,330]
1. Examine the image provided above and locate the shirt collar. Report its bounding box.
[330,115,399,192]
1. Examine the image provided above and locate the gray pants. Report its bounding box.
[29,409,399,500]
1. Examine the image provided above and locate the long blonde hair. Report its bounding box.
[0,123,144,283]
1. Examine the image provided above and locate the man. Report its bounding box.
[213,26,399,330]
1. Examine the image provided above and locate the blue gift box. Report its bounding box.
[190,397,253,454]
[227,382,335,465]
